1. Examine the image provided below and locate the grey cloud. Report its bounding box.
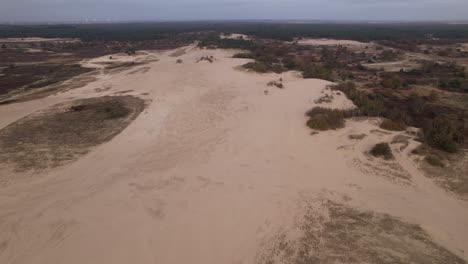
[1,0,467,22]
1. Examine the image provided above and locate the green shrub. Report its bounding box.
[306,107,345,131]
[379,119,406,131]
[370,143,394,160]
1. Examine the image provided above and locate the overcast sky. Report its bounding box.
[1,0,467,23]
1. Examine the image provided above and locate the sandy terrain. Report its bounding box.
[220,33,251,40]
[296,38,368,46]
[0,45,467,264]
[363,59,422,72]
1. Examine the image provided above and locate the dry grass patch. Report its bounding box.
[349,133,367,140]
[414,145,468,199]
[258,200,465,264]
[0,96,144,173]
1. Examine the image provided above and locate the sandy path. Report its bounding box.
[0,45,467,264]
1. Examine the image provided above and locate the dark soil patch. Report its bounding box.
[258,201,466,264]
[0,96,144,173]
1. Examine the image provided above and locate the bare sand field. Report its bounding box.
[296,38,369,46]
[0,45,467,264]
[220,33,251,40]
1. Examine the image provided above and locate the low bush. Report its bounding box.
[70,105,86,112]
[425,155,445,167]
[349,134,367,140]
[306,107,345,131]
[370,142,394,160]
[243,62,269,73]
[423,116,459,153]
[233,53,254,59]
[267,81,284,89]
[379,119,406,131]
[302,64,333,81]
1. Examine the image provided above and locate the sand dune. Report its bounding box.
[296,38,368,46]
[0,45,467,264]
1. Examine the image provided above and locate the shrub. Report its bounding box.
[243,62,268,73]
[306,107,345,131]
[233,53,254,59]
[425,155,445,167]
[423,116,459,153]
[267,81,284,89]
[382,76,403,89]
[70,105,86,112]
[357,64,367,71]
[349,134,367,140]
[330,81,385,117]
[302,64,333,81]
[379,119,406,131]
[370,143,393,160]
[176,59,183,64]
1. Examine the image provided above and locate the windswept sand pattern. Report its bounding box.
[0,45,467,264]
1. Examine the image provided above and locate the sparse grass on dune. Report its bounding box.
[258,200,466,264]
[0,96,144,172]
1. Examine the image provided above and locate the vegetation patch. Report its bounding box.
[370,142,394,160]
[0,96,145,173]
[306,107,345,131]
[425,155,445,167]
[379,118,406,131]
[413,144,468,199]
[258,200,465,264]
[349,133,367,140]
[267,80,284,89]
[0,63,93,96]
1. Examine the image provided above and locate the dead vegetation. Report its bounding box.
[258,200,465,264]
[0,96,145,174]
[348,133,367,140]
[197,56,214,63]
[267,80,284,89]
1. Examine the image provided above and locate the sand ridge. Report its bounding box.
[0,45,467,264]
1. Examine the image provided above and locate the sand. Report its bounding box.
[220,33,251,40]
[0,45,467,264]
[296,38,369,46]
